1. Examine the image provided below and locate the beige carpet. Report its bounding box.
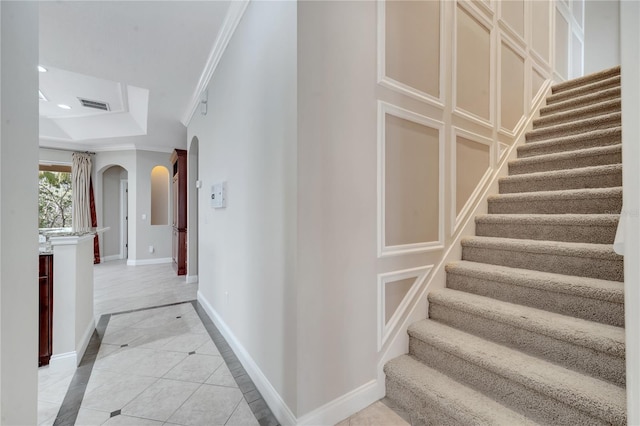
[385,65,626,425]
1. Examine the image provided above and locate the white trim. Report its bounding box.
[126,257,172,266]
[197,292,296,426]
[102,254,121,262]
[378,266,433,351]
[376,83,553,386]
[498,142,510,162]
[49,352,78,373]
[297,380,381,426]
[185,275,198,284]
[452,1,495,130]
[376,0,445,108]
[120,179,128,261]
[377,101,445,258]
[450,127,494,235]
[496,2,526,49]
[181,0,250,126]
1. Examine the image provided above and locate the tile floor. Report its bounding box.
[37,261,273,426]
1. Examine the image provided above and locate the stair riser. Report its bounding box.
[475,222,617,244]
[446,272,624,327]
[518,130,621,158]
[408,338,610,425]
[541,89,621,116]
[429,304,625,386]
[499,171,621,194]
[526,116,621,144]
[488,196,622,215]
[551,68,619,94]
[385,379,465,426]
[548,78,620,105]
[461,245,623,281]
[534,102,621,129]
[509,151,621,174]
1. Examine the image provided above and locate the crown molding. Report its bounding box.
[181,0,250,126]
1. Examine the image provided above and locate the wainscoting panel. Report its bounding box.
[499,37,526,134]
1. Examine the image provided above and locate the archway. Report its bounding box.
[100,165,129,261]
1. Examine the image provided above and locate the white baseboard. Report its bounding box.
[49,352,77,372]
[102,254,121,262]
[127,257,172,266]
[76,318,96,364]
[186,274,198,284]
[197,291,297,425]
[297,378,382,426]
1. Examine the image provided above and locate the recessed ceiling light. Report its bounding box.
[38,65,47,73]
[39,90,48,101]
[57,104,72,110]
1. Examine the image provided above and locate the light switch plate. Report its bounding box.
[211,182,227,209]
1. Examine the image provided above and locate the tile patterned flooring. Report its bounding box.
[38,261,275,426]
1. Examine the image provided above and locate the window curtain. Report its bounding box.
[72,152,92,232]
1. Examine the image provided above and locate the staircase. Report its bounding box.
[384,66,626,425]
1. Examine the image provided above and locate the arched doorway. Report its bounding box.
[101,165,129,261]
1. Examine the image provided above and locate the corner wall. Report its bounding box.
[187,0,297,417]
[0,2,39,423]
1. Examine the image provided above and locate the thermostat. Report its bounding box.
[211,182,227,209]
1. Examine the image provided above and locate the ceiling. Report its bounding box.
[39,1,231,152]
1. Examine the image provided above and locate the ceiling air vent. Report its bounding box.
[78,98,110,111]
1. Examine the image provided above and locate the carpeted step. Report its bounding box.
[517,127,621,158]
[488,187,622,215]
[407,320,626,425]
[384,355,537,426]
[525,112,620,143]
[446,261,624,326]
[428,288,625,385]
[551,66,620,95]
[509,144,621,175]
[547,75,620,106]
[475,214,619,244]
[461,236,623,281]
[533,98,620,129]
[540,86,621,116]
[499,164,621,194]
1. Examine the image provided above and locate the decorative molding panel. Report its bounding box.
[377,266,433,350]
[450,127,494,234]
[377,102,445,258]
[498,33,527,137]
[377,0,445,108]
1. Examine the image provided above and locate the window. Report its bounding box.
[39,165,72,228]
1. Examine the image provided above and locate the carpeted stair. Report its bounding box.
[385,65,626,425]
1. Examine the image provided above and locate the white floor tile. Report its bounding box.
[163,354,224,383]
[167,384,243,426]
[121,378,200,422]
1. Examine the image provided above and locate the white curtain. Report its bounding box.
[72,153,92,232]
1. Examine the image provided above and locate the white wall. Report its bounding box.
[584,0,620,74]
[101,166,126,259]
[0,2,39,423]
[188,0,297,416]
[187,137,199,281]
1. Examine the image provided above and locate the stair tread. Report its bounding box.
[511,144,621,168]
[551,66,620,94]
[385,355,537,426]
[526,111,622,139]
[535,98,621,126]
[548,75,620,103]
[446,260,624,303]
[519,127,621,155]
[489,186,622,202]
[477,213,619,226]
[429,288,624,357]
[408,320,626,423]
[541,86,621,116]
[500,163,621,184]
[461,236,622,260]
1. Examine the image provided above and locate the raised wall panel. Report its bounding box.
[500,42,525,132]
[456,5,491,121]
[532,67,546,100]
[532,1,550,63]
[571,32,583,78]
[384,114,440,247]
[501,0,525,39]
[572,0,584,27]
[385,0,440,98]
[456,136,491,215]
[385,277,414,323]
[555,10,570,79]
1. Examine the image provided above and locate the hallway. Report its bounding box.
[37,261,276,426]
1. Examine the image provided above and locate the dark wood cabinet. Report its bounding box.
[39,254,53,367]
[171,149,187,276]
